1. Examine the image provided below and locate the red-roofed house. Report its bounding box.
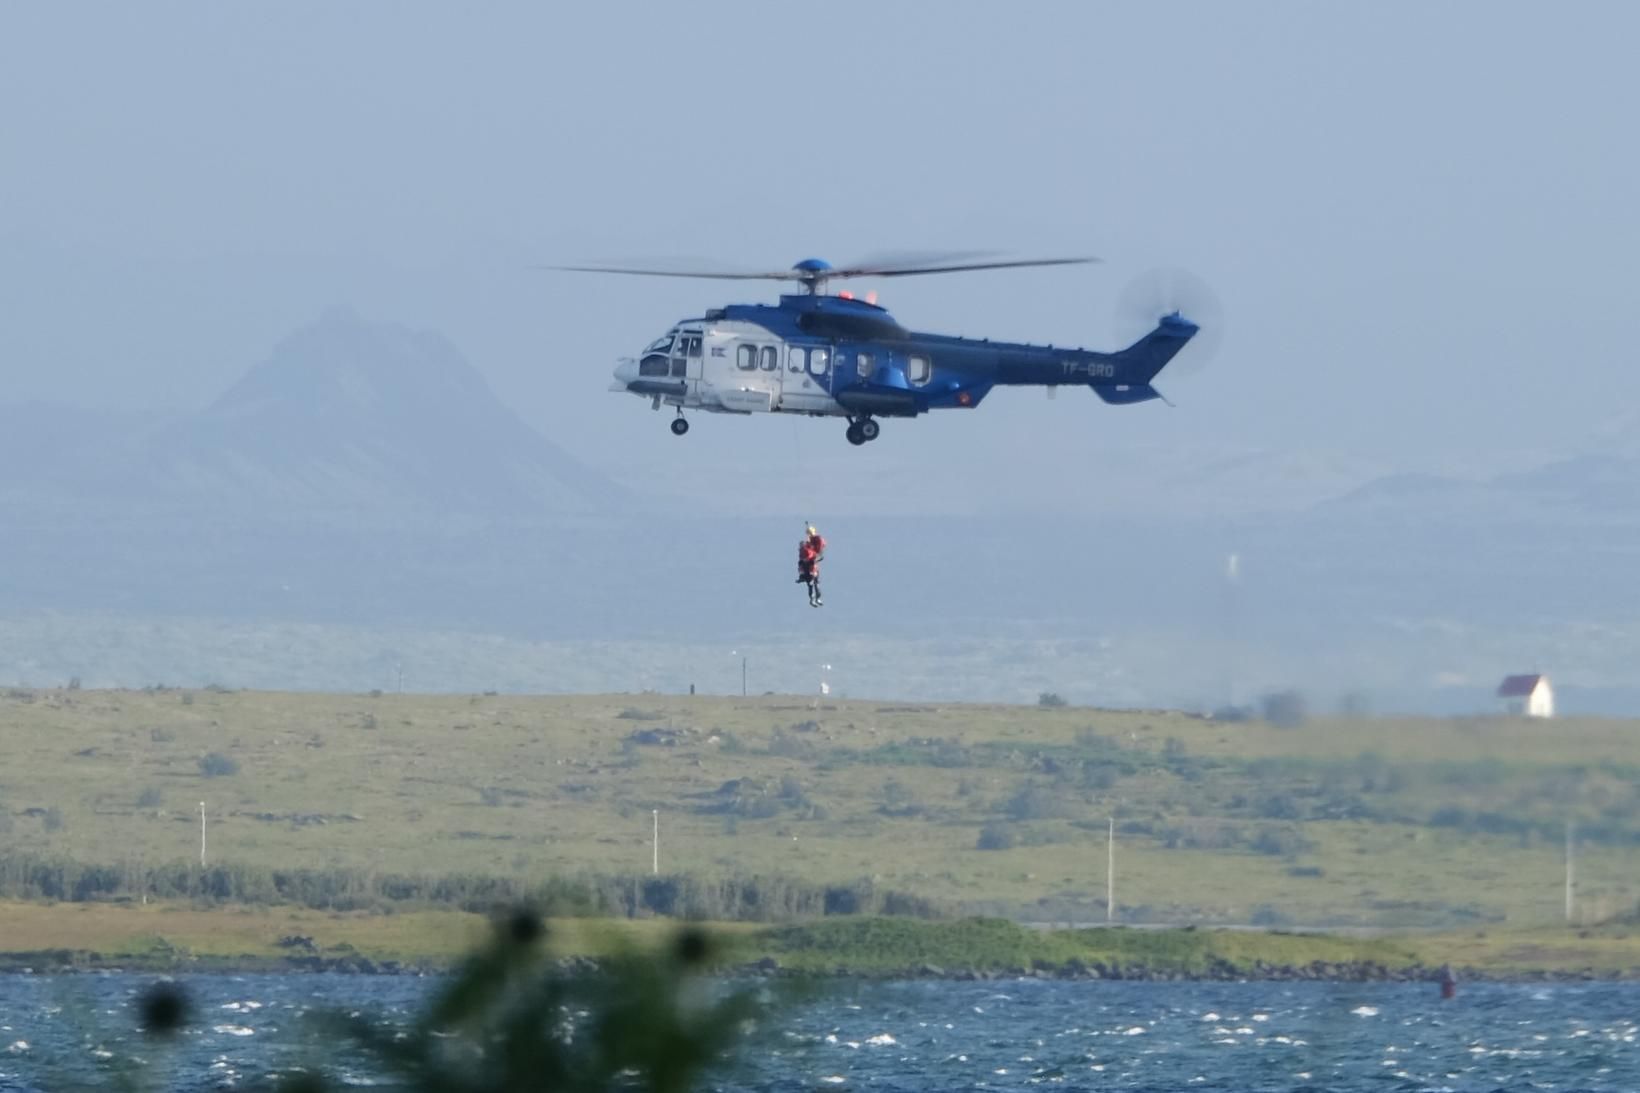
[1497,674,1554,718]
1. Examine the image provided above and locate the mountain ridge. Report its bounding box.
[4,307,623,516]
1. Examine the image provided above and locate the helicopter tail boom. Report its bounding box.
[1086,314,1197,405]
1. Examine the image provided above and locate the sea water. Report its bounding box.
[1,973,1636,1091]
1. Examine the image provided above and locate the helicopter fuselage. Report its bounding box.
[610,292,1195,445]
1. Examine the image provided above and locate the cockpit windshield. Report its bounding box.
[644,331,677,355]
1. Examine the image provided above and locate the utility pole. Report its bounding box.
[730,651,747,697]
[1106,816,1116,923]
[652,809,660,875]
[200,801,207,868]
[1565,820,1576,924]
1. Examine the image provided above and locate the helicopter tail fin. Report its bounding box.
[1089,314,1197,405]
[1111,313,1198,384]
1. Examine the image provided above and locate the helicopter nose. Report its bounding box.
[611,358,638,390]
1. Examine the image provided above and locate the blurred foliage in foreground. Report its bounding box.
[115,913,782,1093]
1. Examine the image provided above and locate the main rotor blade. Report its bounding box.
[539,253,1099,285]
[841,249,1003,270]
[538,263,804,281]
[826,256,1100,280]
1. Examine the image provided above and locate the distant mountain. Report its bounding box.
[1582,411,1640,459]
[1316,471,1496,518]
[955,443,1392,520]
[1491,454,1640,514]
[1318,454,1640,525]
[4,308,621,516]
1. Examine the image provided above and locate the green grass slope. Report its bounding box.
[1,687,1636,928]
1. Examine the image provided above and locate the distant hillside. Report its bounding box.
[1491,454,1640,514]
[1321,455,1640,525]
[3,307,621,516]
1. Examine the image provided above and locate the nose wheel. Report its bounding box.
[670,416,690,436]
[846,417,880,446]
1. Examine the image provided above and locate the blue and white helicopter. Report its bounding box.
[557,254,1213,446]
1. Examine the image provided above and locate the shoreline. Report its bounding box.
[3,958,1626,984]
[2,899,1635,984]
[1,949,1633,985]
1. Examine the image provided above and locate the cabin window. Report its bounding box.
[644,333,675,355]
[760,345,779,371]
[856,352,875,379]
[670,356,687,378]
[736,344,756,370]
[788,346,806,372]
[639,355,670,378]
[907,353,932,385]
[685,334,702,358]
[808,347,830,377]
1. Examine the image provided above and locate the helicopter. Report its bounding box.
[553,254,1212,446]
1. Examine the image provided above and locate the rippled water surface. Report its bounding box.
[1,973,1637,1091]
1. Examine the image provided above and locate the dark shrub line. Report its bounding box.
[0,853,944,920]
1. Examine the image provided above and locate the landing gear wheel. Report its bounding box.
[670,417,689,436]
[858,418,881,442]
[846,423,866,446]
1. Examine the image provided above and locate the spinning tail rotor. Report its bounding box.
[1115,267,1224,376]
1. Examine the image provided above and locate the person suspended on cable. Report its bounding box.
[797,522,826,607]
[797,537,817,600]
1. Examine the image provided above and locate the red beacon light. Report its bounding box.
[837,290,853,300]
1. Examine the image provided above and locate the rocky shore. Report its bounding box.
[747,956,1636,983]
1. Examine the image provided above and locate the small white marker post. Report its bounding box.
[652,809,660,875]
[200,801,207,868]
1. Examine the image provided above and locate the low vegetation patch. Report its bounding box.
[197,752,240,777]
[760,916,1426,976]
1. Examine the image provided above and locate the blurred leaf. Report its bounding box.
[290,916,797,1093]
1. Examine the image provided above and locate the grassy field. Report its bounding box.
[0,899,758,967]
[1,687,1637,929]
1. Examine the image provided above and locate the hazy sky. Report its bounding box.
[4,2,1638,496]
